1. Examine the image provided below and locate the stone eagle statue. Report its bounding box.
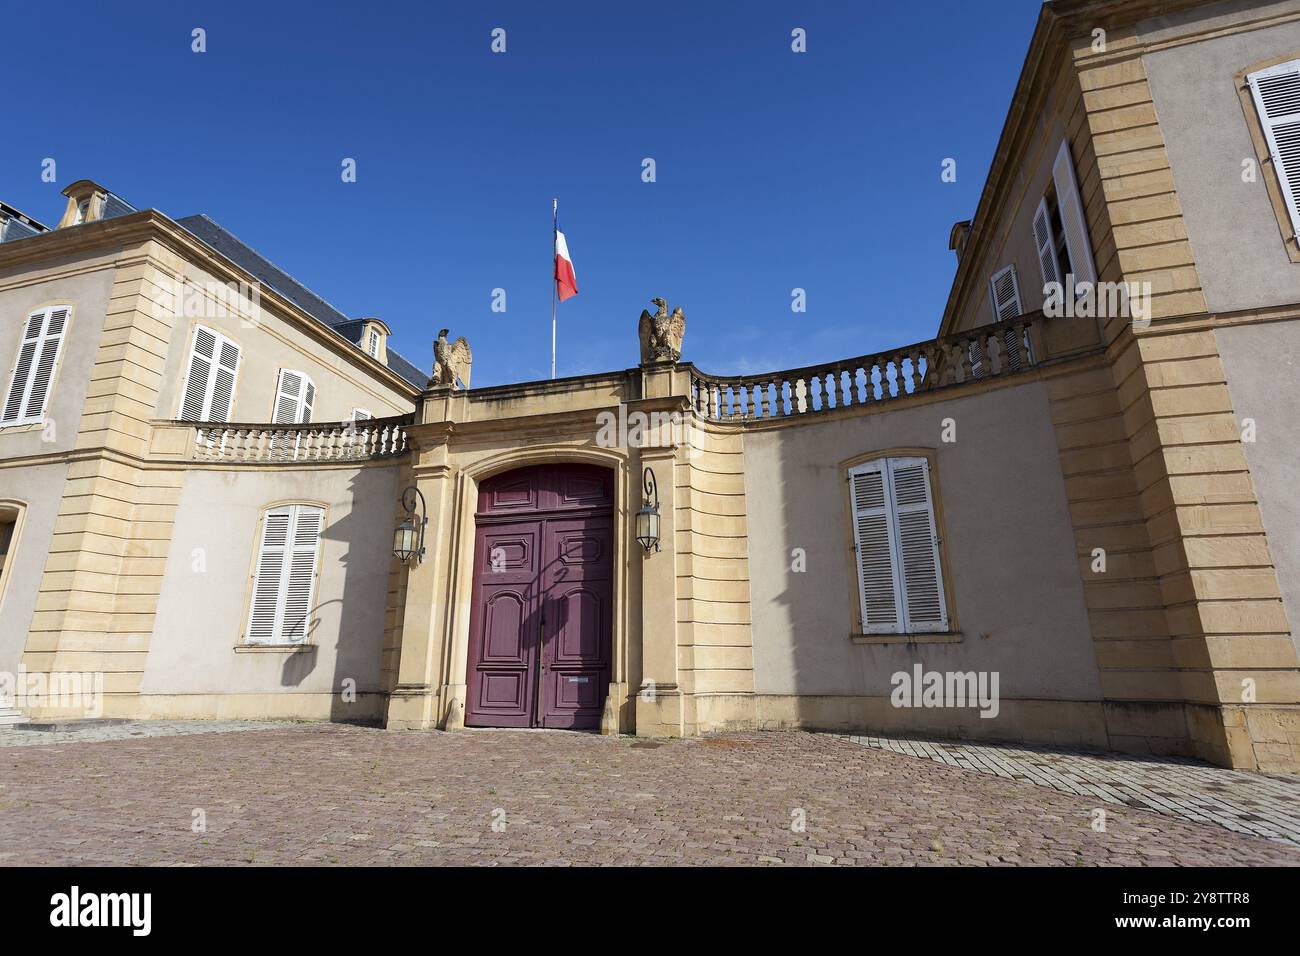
[638,298,686,363]
[432,328,472,389]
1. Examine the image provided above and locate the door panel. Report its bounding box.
[540,516,612,729]
[465,467,613,731]
[464,522,539,727]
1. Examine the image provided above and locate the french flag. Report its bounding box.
[555,228,578,301]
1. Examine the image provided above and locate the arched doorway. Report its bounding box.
[464,463,614,729]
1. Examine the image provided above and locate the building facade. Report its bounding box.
[2,0,1299,770]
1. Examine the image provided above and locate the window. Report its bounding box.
[351,408,372,421]
[2,306,69,426]
[988,264,1022,321]
[178,325,240,422]
[273,369,315,424]
[849,456,948,634]
[245,504,324,645]
[72,200,89,225]
[366,328,380,358]
[1246,59,1300,239]
[972,266,1027,378]
[1031,140,1097,296]
[0,504,20,596]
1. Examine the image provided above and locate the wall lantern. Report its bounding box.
[636,467,661,553]
[393,486,427,564]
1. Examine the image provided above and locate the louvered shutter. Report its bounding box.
[1032,197,1061,289]
[1051,139,1097,286]
[273,370,314,424]
[1247,59,1300,238]
[2,317,39,423]
[22,308,67,421]
[887,458,948,632]
[246,509,291,643]
[280,507,323,642]
[209,339,240,422]
[849,462,903,633]
[3,307,68,425]
[989,265,1022,321]
[245,505,323,644]
[178,325,240,421]
[179,327,217,421]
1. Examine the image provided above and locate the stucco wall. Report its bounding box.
[1216,319,1300,653]
[1140,0,1300,314]
[140,463,401,716]
[0,250,116,458]
[0,462,68,674]
[153,259,413,425]
[952,61,1080,333]
[743,380,1102,701]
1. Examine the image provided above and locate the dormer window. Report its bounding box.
[57,180,110,229]
[357,318,390,366]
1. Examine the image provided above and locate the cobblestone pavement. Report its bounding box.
[2,724,1298,866]
[0,720,300,747]
[838,734,1300,848]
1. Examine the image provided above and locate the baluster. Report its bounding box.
[987,332,1004,376]
[956,341,973,383]
[793,377,807,413]
[821,372,833,409]
[905,352,919,393]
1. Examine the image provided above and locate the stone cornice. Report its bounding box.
[936,0,1212,339]
[0,208,421,400]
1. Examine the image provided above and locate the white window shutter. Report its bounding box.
[3,307,67,425]
[1051,139,1097,286]
[280,507,323,642]
[209,339,240,422]
[245,505,323,644]
[178,325,239,422]
[179,327,216,421]
[849,462,903,633]
[246,509,291,644]
[1247,59,1300,238]
[1032,197,1061,289]
[887,458,948,632]
[274,370,314,424]
[988,264,1022,322]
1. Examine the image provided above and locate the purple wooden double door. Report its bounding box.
[465,464,614,730]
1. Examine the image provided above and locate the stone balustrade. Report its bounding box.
[689,314,1042,421]
[191,414,412,463]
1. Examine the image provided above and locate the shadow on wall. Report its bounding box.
[291,467,401,723]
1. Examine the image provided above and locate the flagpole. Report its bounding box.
[551,197,558,380]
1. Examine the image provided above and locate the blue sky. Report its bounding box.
[2,0,1042,387]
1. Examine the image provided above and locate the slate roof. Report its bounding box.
[173,214,428,390]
